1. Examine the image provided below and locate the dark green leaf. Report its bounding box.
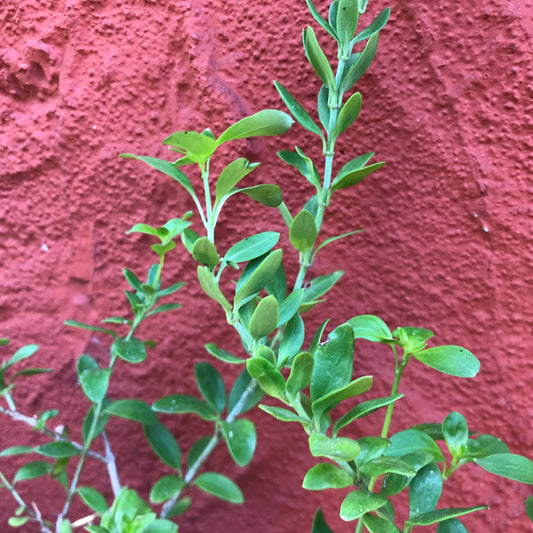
[36,442,80,459]
[249,295,279,340]
[217,109,293,144]
[332,92,362,139]
[83,403,110,444]
[123,268,143,291]
[525,495,533,522]
[286,352,314,399]
[215,158,260,203]
[406,507,488,527]
[331,161,385,192]
[194,362,226,414]
[411,423,445,441]
[312,230,364,260]
[340,490,389,521]
[79,368,111,404]
[360,457,416,478]
[194,472,243,504]
[77,486,108,514]
[310,324,354,402]
[301,271,343,310]
[385,429,445,463]
[187,436,213,470]
[150,475,185,504]
[305,0,337,39]
[289,209,317,251]
[340,33,379,92]
[144,422,181,471]
[65,320,116,338]
[409,463,443,517]
[111,337,147,364]
[317,85,330,129]
[277,289,304,327]
[309,433,360,462]
[278,150,320,188]
[237,184,283,207]
[228,369,264,415]
[146,303,182,317]
[153,394,217,419]
[278,313,305,362]
[414,346,480,378]
[246,357,286,401]
[222,419,256,467]
[442,412,468,458]
[355,436,390,467]
[436,518,469,533]
[192,237,220,269]
[259,405,308,424]
[9,367,52,383]
[120,155,195,197]
[333,395,403,436]
[336,0,359,46]
[303,27,335,89]
[105,399,157,424]
[275,82,323,136]
[225,232,280,264]
[474,453,533,484]
[205,343,244,364]
[13,461,50,483]
[303,463,353,490]
[165,497,192,518]
[308,319,330,354]
[354,7,391,44]
[158,282,185,297]
[363,514,400,533]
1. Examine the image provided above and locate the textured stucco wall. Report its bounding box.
[1,0,532,531]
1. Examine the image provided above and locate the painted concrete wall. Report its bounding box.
[1,0,532,531]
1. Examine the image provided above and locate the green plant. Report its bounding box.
[1,0,532,532]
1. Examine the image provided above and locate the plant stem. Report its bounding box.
[159,378,258,519]
[102,431,121,497]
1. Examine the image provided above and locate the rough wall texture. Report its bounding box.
[1,0,532,531]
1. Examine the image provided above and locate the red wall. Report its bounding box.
[1,0,532,531]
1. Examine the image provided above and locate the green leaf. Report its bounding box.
[385,429,445,463]
[274,82,323,137]
[9,367,52,384]
[8,517,30,527]
[205,343,244,364]
[311,375,373,420]
[77,486,108,514]
[164,497,191,518]
[360,457,416,478]
[123,268,143,291]
[312,230,364,260]
[266,262,287,302]
[317,85,330,129]
[64,320,116,338]
[217,109,293,144]
[406,507,488,527]
[225,232,280,264]
[305,0,337,39]
[228,369,264,415]
[82,403,110,445]
[13,461,50,483]
[340,490,389,521]
[414,346,480,378]
[308,319,330,354]
[301,271,343,311]
[259,404,308,424]
[411,423,445,441]
[311,508,334,533]
[363,514,400,533]
[381,452,435,497]
[152,394,216,420]
[249,295,279,340]
[355,436,390,467]
[436,518,469,533]
[277,289,304,327]
[332,92,362,139]
[303,463,353,490]
[474,453,533,484]
[146,303,182,317]
[150,475,185,504]
[525,495,533,522]
[289,209,317,251]
[180,227,199,253]
[187,436,212,470]
[36,442,80,459]
[409,463,443,517]
[246,357,286,401]
[111,337,147,364]
[310,324,354,402]
[336,0,359,46]
[331,161,385,192]
[0,446,35,457]
[195,362,226,414]
[197,266,232,312]
[442,412,469,458]
[303,27,336,89]
[234,250,283,310]
[237,184,283,207]
[6,344,39,368]
[194,472,243,504]
[309,433,360,462]
[105,399,157,424]
[340,32,379,92]
[278,149,320,188]
[354,7,391,44]
[222,419,256,467]
[215,158,260,205]
[120,154,195,197]
[394,326,434,352]
[79,368,111,404]
[144,422,181,471]
[192,237,220,269]
[333,394,403,436]
[278,313,305,362]
[286,351,314,400]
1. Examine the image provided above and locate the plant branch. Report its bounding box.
[102,431,121,497]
